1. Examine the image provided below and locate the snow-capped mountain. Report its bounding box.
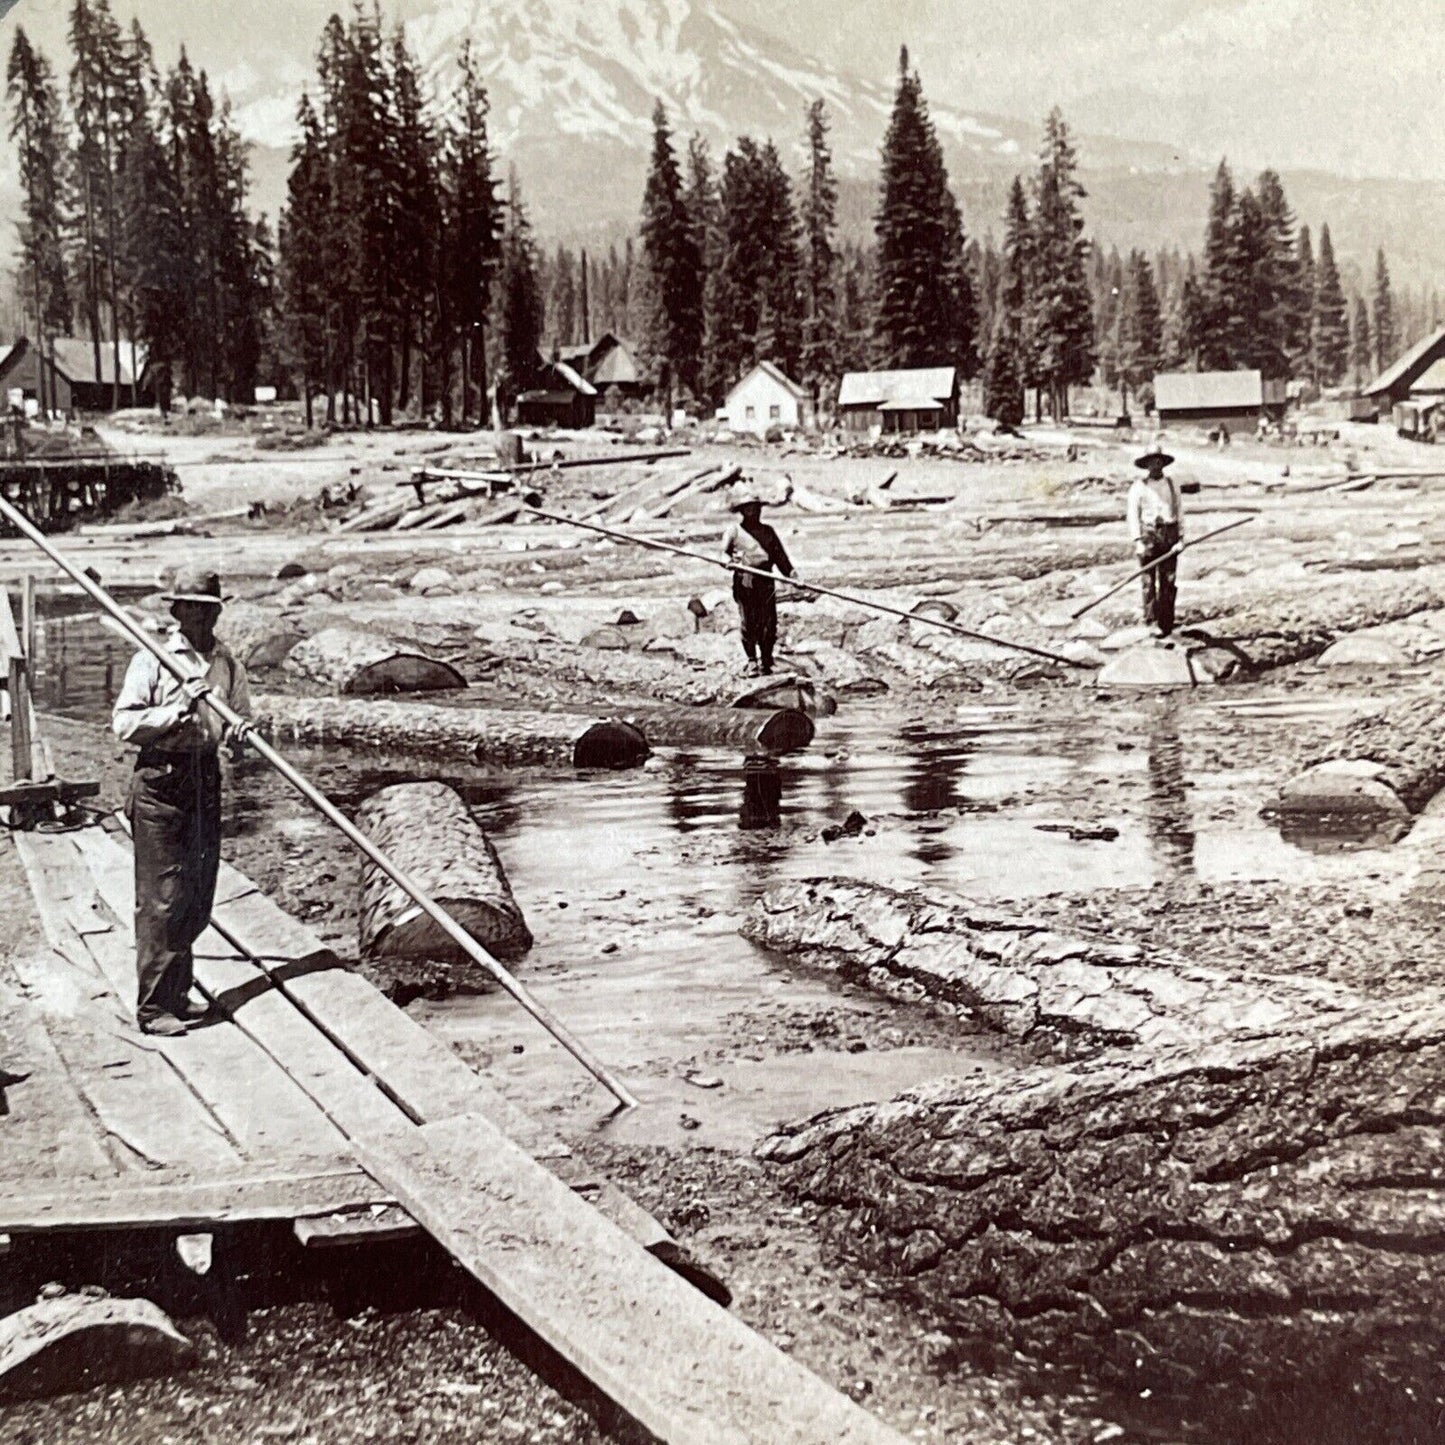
[231,0,1182,235]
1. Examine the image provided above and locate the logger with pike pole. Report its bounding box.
[0,490,639,1110]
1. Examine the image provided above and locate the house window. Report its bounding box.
[769,404,781,420]
[745,405,755,419]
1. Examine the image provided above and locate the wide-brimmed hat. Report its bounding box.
[728,483,765,512]
[1134,445,1175,470]
[161,566,227,606]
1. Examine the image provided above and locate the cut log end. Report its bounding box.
[572,720,650,771]
[755,707,816,754]
[341,655,465,695]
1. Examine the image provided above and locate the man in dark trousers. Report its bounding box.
[112,568,252,1035]
[1126,445,1184,637]
[721,483,796,676]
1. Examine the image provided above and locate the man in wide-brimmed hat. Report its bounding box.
[720,481,797,676]
[112,566,253,1035]
[1126,445,1184,636]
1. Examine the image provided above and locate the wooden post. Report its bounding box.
[2,591,32,782]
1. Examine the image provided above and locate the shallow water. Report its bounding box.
[34,606,1406,1142]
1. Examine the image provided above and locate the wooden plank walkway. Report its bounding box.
[5,819,908,1442]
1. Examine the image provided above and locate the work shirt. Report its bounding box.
[1127,475,1183,546]
[721,520,794,587]
[112,630,252,753]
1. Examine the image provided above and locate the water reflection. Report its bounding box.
[1144,703,1196,875]
[738,756,782,831]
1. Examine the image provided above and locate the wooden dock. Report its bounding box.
[0,572,904,1445]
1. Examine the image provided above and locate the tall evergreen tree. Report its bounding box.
[1030,108,1093,417]
[1199,159,1241,369]
[1350,295,1372,387]
[6,28,72,415]
[1373,247,1396,373]
[1312,223,1349,386]
[494,168,542,419]
[638,102,702,406]
[872,47,975,373]
[278,92,331,425]
[1162,258,1205,370]
[1249,170,1297,379]
[444,40,501,424]
[1119,248,1162,409]
[1293,225,1316,380]
[799,98,841,415]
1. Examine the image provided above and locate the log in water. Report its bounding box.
[253,693,650,770]
[357,781,532,964]
[283,625,465,694]
[613,702,815,754]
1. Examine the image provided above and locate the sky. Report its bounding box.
[2,0,1440,182]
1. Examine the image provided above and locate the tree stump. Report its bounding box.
[254,694,650,770]
[283,625,465,694]
[357,781,532,964]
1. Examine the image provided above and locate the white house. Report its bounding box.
[721,361,809,435]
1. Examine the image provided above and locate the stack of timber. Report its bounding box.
[358,782,533,964]
[254,693,651,769]
[0,459,178,534]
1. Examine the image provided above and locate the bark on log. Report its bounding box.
[744,878,1349,1052]
[760,1000,1445,1421]
[215,600,304,671]
[254,693,650,770]
[357,781,532,964]
[283,626,465,695]
[1280,692,1445,822]
[614,702,815,755]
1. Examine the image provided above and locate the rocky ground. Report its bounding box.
[8,415,1445,1443]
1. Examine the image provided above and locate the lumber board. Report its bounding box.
[207,871,565,1157]
[0,981,117,1183]
[0,1166,393,1235]
[75,830,402,1161]
[357,1113,908,1445]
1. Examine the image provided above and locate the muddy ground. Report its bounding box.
[7,416,1445,1444]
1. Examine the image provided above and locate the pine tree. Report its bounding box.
[998,176,1039,399]
[1162,258,1205,370]
[1030,108,1093,417]
[1312,223,1348,386]
[6,27,72,415]
[1119,249,1162,409]
[494,168,542,420]
[982,321,1024,427]
[872,47,975,373]
[1293,226,1316,380]
[278,92,331,425]
[1250,170,1297,379]
[1199,159,1240,369]
[799,99,841,417]
[638,102,702,406]
[1373,247,1396,373]
[1350,295,1372,387]
[444,40,502,424]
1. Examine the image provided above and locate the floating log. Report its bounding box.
[1279,691,1445,823]
[762,998,1445,1430]
[357,782,532,965]
[254,694,650,770]
[617,702,815,754]
[283,626,465,695]
[216,600,305,670]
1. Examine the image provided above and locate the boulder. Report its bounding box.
[1316,633,1409,667]
[1096,639,1198,688]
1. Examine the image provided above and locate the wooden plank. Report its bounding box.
[357,1114,908,1445]
[0,982,117,1184]
[293,1203,419,1248]
[206,875,565,1158]
[0,1167,392,1235]
[13,834,115,991]
[74,830,391,1165]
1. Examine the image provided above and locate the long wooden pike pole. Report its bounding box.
[0,493,639,1111]
[525,505,1092,670]
[1068,515,1255,621]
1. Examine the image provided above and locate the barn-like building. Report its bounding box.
[1152,370,1287,430]
[0,336,151,413]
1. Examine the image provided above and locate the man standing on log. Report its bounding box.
[1127,445,1183,637]
[721,483,796,676]
[112,568,252,1036]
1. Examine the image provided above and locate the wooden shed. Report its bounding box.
[837,367,958,433]
[722,361,809,435]
[0,335,152,414]
[1153,370,1287,430]
[1362,327,1445,413]
[516,357,597,429]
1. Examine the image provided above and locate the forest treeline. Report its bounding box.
[7,7,1438,422]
